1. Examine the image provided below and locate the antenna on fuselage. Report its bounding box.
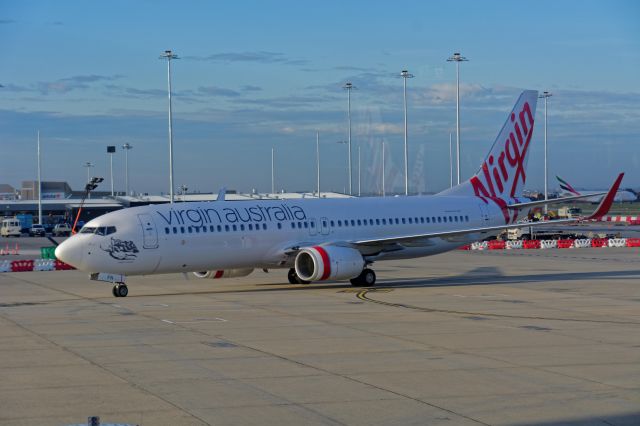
[217,187,226,201]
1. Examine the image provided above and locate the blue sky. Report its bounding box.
[1,0,639,195]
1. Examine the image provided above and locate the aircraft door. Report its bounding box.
[137,213,159,249]
[308,218,317,236]
[320,217,330,235]
[478,203,490,224]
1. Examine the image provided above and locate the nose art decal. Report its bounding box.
[101,237,139,261]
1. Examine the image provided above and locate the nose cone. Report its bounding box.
[55,237,85,269]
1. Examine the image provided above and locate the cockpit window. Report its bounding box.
[83,226,117,236]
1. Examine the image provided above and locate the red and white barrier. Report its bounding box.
[601,215,639,224]
[0,259,75,273]
[466,236,638,251]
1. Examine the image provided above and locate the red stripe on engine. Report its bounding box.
[214,270,225,279]
[314,246,331,281]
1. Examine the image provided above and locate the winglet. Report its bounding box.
[217,187,226,201]
[585,173,624,220]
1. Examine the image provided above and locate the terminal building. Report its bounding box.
[1,180,351,225]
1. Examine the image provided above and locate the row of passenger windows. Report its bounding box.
[165,222,268,235]
[163,214,470,235]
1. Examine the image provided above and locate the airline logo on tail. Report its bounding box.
[556,176,580,195]
[470,92,537,223]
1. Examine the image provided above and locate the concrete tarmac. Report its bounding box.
[1,247,639,425]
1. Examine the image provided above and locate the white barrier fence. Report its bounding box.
[539,240,558,249]
[506,240,523,249]
[608,238,627,248]
[573,239,591,248]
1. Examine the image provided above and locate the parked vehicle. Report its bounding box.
[29,224,46,237]
[16,214,33,233]
[1,218,22,237]
[53,223,72,236]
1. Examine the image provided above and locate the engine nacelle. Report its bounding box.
[192,269,254,279]
[295,246,364,282]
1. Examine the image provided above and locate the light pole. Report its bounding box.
[337,140,349,194]
[382,141,386,197]
[36,131,42,225]
[342,82,354,195]
[400,69,414,195]
[357,145,361,197]
[539,91,553,213]
[160,49,179,204]
[316,132,320,198]
[83,161,94,199]
[122,143,133,195]
[271,148,275,194]
[447,52,468,184]
[449,132,453,188]
[107,146,115,196]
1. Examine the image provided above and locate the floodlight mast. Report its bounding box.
[160,49,179,204]
[83,162,94,198]
[447,52,468,184]
[122,143,133,195]
[539,91,553,213]
[342,82,355,195]
[400,69,414,195]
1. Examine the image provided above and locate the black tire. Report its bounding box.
[116,284,128,297]
[112,285,119,297]
[287,268,298,284]
[350,268,376,287]
[287,268,310,285]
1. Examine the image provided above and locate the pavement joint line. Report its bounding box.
[356,289,640,325]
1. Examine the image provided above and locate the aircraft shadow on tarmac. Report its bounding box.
[138,266,640,298]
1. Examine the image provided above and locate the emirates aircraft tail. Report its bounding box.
[439,90,538,200]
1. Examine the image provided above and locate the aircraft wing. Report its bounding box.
[507,192,607,210]
[352,173,623,248]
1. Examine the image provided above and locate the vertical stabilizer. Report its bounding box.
[440,90,538,199]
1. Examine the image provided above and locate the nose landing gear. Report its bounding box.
[112,283,129,297]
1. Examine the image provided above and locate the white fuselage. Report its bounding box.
[56,195,504,276]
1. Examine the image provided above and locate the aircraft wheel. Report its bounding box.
[350,268,376,287]
[114,284,128,297]
[288,268,310,285]
[112,285,118,297]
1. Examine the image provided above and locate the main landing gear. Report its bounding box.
[288,268,310,285]
[112,283,129,297]
[350,268,376,287]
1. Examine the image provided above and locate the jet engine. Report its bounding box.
[294,246,364,282]
[192,269,254,279]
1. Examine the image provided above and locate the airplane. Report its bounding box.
[55,90,624,297]
[556,175,636,203]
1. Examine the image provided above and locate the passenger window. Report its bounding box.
[180,226,185,233]
[310,221,315,228]
[210,225,214,232]
[232,225,237,231]
[351,220,355,226]
[240,224,245,231]
[262,223,267,230]
[330,220,335,227]
[173,227,177,234]
[465,215,469,222]
[402,218,406,224]
[224,225,229,232]
[426,217,430,223]
[304,222,308,229]
[357,220,361,226]
[443,217,447,223]
[338,220,342,227]
[382,219,386,225]
[291,222,296,229]
[277,223,282,229]
[165,227,170,234]
[248,224,253,231]
[217,225,222,232]
[408,218,413,224]
[322,220,327,227]
[375,219,380,225]
[195,227,200,233]
[438,217,442,223]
